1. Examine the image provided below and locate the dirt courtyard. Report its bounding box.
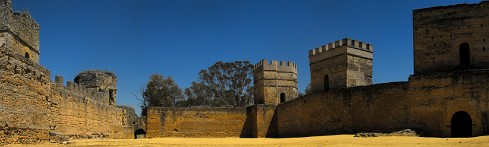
[6,135,489,147]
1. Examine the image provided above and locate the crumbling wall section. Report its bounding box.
[52,76,129,139]
[0,43,54,144]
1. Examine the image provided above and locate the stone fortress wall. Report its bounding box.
[0,0,137,144]
[2,0,489,144]
[144,1,489,138]
[413,2,489,74]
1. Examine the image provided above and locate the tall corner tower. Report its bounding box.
[413,1,489,74]
[253,59,298,105]
[0,0,40,64]
[309,38,373,93]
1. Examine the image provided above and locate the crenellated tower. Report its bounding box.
[413,1,489,74]
[0,0,40,64]
[309,38,373,92]
[253,59,298,105]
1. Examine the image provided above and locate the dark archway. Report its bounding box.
[134,128,146,139]
[324,74,329,91]
[24,52,29,59]
[280,93,286,103]
[451,111,472,137]
[459,43,470,65]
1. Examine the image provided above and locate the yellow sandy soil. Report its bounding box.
[6,135,489,147]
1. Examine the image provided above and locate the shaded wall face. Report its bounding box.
[310,54,348,92]
[408,71,489,137]
[276,82,409,137]
[0,44,54,130]
[254,68,298,105]
[346,55,372,87]
[146,107,250,138]
[413,3,489,74]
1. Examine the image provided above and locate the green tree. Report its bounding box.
[183,81,213,107]
[198,61,254,107]
[140,74,183,115]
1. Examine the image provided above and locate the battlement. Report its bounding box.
[254,59,297,74]
[308,38,373,56]
[413,1,489,13]
[54,75,106,103]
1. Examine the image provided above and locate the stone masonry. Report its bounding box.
[146,1,489,138]
[413,2,489,74]
[0,0,137,144]
[3,0,489,144]
[309,38,373,92]
[253,60,298,105]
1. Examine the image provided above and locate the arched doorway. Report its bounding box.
[324,74,329,91]
[280,93,286,103]
[134,128,146,139]
[459,43,470,65]
[451,111,472,137]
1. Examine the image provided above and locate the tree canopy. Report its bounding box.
[140,74,183,115]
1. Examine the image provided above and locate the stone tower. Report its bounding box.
[413,1,489,74]
[75,70,117,105]
[309,38,373,92]
[0,0,41,64]
[253,59,298,105]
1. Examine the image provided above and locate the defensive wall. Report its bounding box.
[276,82,409,137]
[0,0,137,144]
[413,2,489,74]
[3,0,489,143]
[146,107,251,138]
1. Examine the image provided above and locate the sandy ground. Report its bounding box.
[6,135,489,147]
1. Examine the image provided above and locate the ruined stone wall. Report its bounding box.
[52,77,132,139]
[0,43,55,144]
[0,0,39,53]
[74,70,117,106]
[0,45,131,144]
[413,1,489,74]
[276,82,408,137]
[408,70,489,137]
[146,107,251,138]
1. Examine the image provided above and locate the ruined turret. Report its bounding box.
[75,70,117,105]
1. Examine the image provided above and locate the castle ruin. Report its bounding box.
[0,0,488,144]
[0,0,138,144]
[146,1,489,138]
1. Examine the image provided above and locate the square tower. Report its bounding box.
[253,60,298,105]
[0,0,41,64]
[413,1,489,74]
[309,38,373,93]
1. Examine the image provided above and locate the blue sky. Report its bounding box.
[13,0,481,115]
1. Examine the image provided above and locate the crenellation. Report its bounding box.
[66,81,74,90]
[254,59,297,74]
[254,59,298,105]
[309,38,373,57]
[309,38,373,92]
[55,76,63,86]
